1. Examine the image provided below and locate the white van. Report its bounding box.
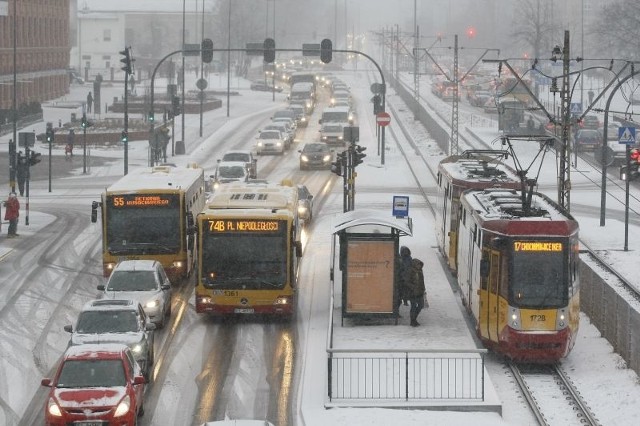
[319,106,354,125]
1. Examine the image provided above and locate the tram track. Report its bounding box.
[508,362,600,426]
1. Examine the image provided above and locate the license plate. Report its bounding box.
[234,308,254,314]
[74,422,103,426]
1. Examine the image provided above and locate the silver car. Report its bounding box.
[98,259,172,328]
[64,299,156,379]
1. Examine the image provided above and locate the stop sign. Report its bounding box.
[376,111,391,127]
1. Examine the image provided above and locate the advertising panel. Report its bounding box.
[345,240,395,314]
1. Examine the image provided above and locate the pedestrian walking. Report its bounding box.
[4,192,20,237]
[86,91,93,113]
[406,258,426,327]
[397,246,413,307]
[66,129,75,158]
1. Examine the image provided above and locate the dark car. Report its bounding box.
[299,143,333,170]
[581,115,600,130]
[297,185,314,224]
[574,129,601,151]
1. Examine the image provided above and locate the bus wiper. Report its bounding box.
[108,242,177,254]
[258,280,281,288]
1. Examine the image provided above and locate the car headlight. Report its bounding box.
[298,205,308,214]
[47,398,62,417]
[213,182,220,189]
[338,136,343,140]
[301,117,307,122]
[114,395,132,417]
[323,154,331,162]
[145,299,160,309]
[301,155,309,162]
[322,136,327,140]
[277,141,282,147]
[257,141,263,147]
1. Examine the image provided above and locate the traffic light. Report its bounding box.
[171,95,181,116]
[45,128,54,143]
[81,113,87,129]
[29,151,41,166]
[148,111,155,123]
[372,94,382,115]
[120,47,133,75]
[263,37,275,63]
[353,145,367,167]
[466,27,476,39]
[121,130,128,143]
[331,151,347,177]
[320,38,332,64]
[201,38,213,63]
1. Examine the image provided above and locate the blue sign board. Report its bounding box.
[618,127,636,145]
[570,102,582,115]
[392,196,409,218]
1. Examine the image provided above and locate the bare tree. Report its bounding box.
[511,0,557,59]
[589,0,640,61]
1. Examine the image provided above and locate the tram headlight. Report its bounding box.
[172,260,184,269]
[510,308,522,330]
[556,308,568,329]
[130,343,143,354]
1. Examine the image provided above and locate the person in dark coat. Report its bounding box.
[406,258,426,327]
[397,246,413,307]
[4,192,20,237]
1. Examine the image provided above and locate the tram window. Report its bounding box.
[473,225,477,243]
[461,207,466,226]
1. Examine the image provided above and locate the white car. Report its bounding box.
[255,129,285,155]
[98,259,172,328]
[209,160,250,192]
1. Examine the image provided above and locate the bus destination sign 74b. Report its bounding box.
[207,219,281,233]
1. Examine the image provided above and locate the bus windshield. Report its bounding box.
[509,243,568,308]
[106,194,181,254]
[201,230,287,290]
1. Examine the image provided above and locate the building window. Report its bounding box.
[103,29,111,42]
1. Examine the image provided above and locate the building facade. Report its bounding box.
[0,0,69,122]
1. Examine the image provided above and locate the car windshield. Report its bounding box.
[218,165,246,179]
[222,153,249,162]
[76,310,139,333]
[303,144,328,153]
[259,131,280,139]
[323,125,343,132]
[578,130,599,139]
[107,270,158,291]
[57,359,126,388]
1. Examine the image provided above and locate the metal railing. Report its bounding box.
[327,349,486,402]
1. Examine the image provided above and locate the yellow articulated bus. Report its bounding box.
[195,181,302,318]
[92,164,206,281]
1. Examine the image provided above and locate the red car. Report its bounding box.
[41,343,146,426]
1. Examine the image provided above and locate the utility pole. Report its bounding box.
[558,30,572,212]
[451,34,459,155]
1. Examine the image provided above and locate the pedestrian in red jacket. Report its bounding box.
[4,192,20,237]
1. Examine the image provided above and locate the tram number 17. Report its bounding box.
[530,314,546,322]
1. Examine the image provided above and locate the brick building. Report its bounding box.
[0,0,70,123]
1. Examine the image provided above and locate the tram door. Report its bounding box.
[479,248,501,342]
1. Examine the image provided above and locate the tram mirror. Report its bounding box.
[480,259,490,278]
[490,236,506,248]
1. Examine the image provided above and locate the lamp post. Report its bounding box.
[10,0,17,193]
[181,0,186,152]
[226,0,231,117]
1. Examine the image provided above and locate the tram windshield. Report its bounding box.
[201,230,287,290]
[106,194,181,255]
[510,241,567,308]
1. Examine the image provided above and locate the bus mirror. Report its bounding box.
[187,212,195,235]
[480,259,490,278]
[91,201,100,223]
[295,241,303,257]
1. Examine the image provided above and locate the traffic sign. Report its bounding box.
[570,102,582,115]
[376,111,391,127]
[618,126,636,145]
[392,195,409,218]
[370,83,385,94]
[196,78,208,91]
